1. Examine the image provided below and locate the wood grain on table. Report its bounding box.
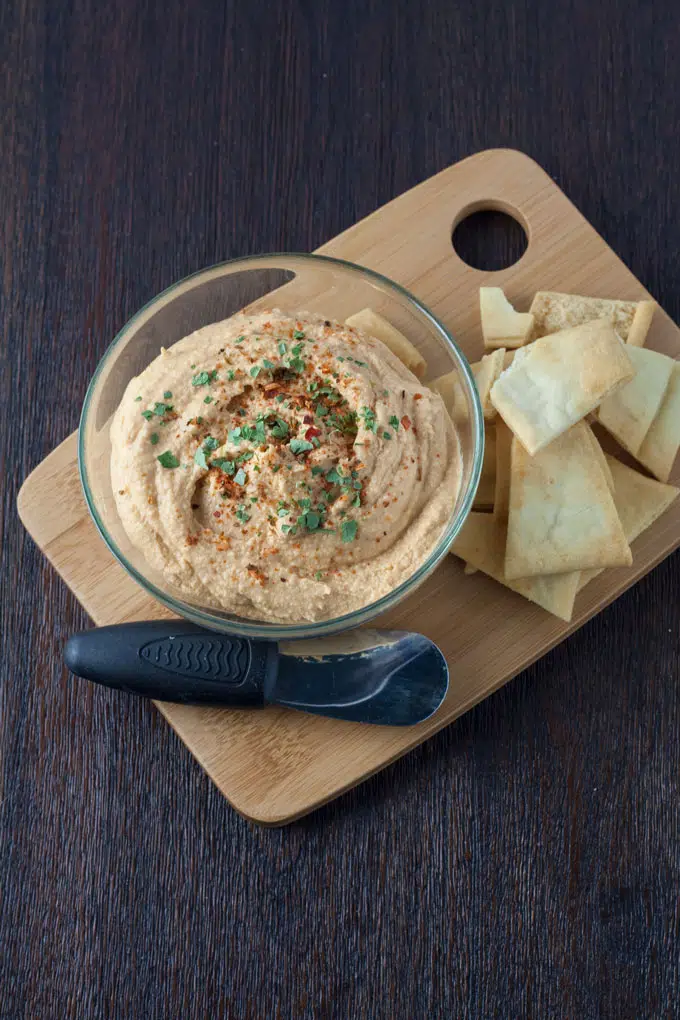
[2,0,680,1016]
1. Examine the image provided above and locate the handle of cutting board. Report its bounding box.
[64,621,278,706]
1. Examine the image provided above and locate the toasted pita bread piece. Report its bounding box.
[494,418,513,524]
[490,320,634,455]
[430,369,468,424]
[578,455,679,590]
[452,512,579,622]
[635,363,680,482]
[473,426,496,510]
[480,288,534,350]
[530,291,656,345]
[596,345,674,456]
[345,308,427,378]
[470,349,506,419]
[583,423,615,493]
[504,423,632,580]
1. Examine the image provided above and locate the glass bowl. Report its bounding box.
[79,253,483,639]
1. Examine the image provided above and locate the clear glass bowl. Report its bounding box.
[79,253,483,639]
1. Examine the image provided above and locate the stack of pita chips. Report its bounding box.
[437,288,680,621]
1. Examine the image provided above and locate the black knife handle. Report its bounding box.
[64,621,279,706]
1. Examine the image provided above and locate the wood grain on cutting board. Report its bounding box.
[17,149,680,824]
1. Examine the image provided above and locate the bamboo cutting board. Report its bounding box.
[18,149,680,824]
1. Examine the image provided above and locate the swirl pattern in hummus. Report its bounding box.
[110,310,461,622]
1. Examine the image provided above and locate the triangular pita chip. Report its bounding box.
[596,345,674,456]
[345,308,427,378]
[578,455,679,590]
[471,349,505,419]
[452,512,579,621]
[490,320,634,455]
[636,363,680,482]
[529,291,655,345]
[480,288,533,350]
[473,426,496,510]
[430,369,468,424]
[494,418,513,523]
[504,423,632,579]
[583,423,614,493]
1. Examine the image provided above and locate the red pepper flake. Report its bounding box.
[186,535,199,546]
[213,511,222,519]
[413,393,423,401]
[303,414,314,424]
[401,415,412,430]
[305,426,322,441]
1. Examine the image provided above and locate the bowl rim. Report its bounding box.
[79,251,484,639]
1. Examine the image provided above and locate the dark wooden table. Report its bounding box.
[2,1,680,1016]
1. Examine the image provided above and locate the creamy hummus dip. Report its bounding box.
[111,310,461,622]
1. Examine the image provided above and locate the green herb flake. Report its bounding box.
[157,451,180,469]
[227,370,235,381]
[293,329,305,340]
[383,430,392,440]
[204,396,213,404]
[262,359,276,370]
[311,466,325,476]
[341,519,358,543]
[203,436,219,451]
[249,365,261,378]
[150,433,159,445]
[163,390,173,399]
[194,447,209,469]
[229,427,242,444]
[352,493,361,508]
[289,438,314,455]
[269,418,289,440]
[272,464,281,473]
[234,335,246,344]
[389,415,400,430]
[235,504,251,523]
[192,371,210,386]
[141,409,154,421]
[234,468,247,486]
[134,395,142,402]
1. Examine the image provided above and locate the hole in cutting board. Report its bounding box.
[452,208,528,271]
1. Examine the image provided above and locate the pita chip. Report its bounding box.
[636,363,680,482]
[494,418,513,523]
[473,426,496,510]
[596,345,674,456]
[529,291,655,345]
[504,423,632,579]
[578,455,679,590]
[583,423,615,493]
[471,348,506,419]
[452,512,579,622]
[345,308,427,378]
[490,320,634,455]
[480,288,534,350]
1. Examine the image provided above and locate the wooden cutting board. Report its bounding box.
[17,149,680,825]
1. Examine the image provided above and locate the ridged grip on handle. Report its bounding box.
[64,621,278,706]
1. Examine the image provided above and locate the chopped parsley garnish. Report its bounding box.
[150,433,159,445]
[228,427,242,444]
[341,519,358,543]
[389,415,400,430]
[383,431,392,440]
[315,570,323,580]
[234,335,245,344]
[288,356,306,374]
[359,407,377,433]
[262,359,276,370]
[227,370,235,381]
[352,493,361,508]
[275,394,285,403]
[194,447,208,469]
[293,329,305,340]
[235,504,250,523]
[291,343,304,356]
[289,438,314,455]
[249,366,261,378]
[152,401,173,416]
[234,468,247,486]
[141,409,154,421]
[163,390,172,399]
[193,369,218,387]
[269,417,289,440]
[311,465,324,476]
[204,396,213,404]
[203,436,218,451]
[157,451,180,469]
[278,341,288,355]
[134,395,142,402]
[212,458,236,475]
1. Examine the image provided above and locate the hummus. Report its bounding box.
[111,310,461,622]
